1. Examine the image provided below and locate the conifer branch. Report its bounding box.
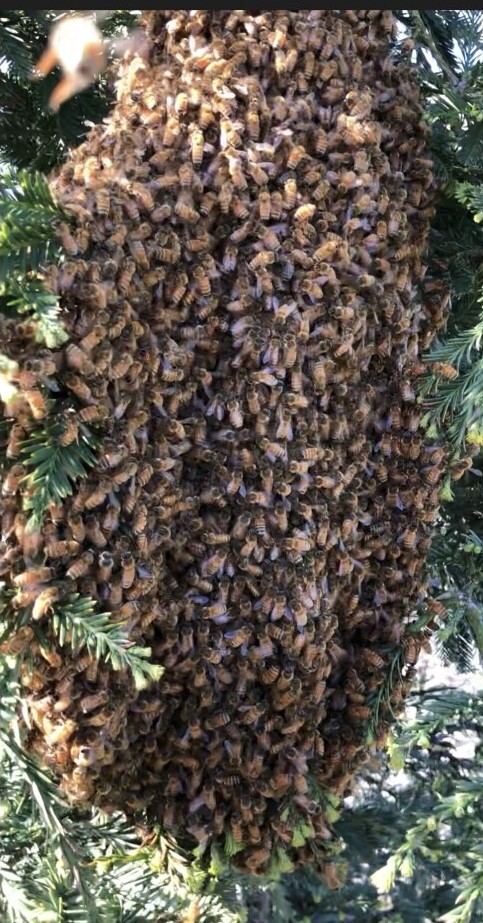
[0,18,33,79]
[0,169,67,282]
[3,277,68,348]
[49,594,164,691]
[19,422,98,529]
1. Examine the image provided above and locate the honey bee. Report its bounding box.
[58,416,80,447]
[66,550,94,579]
[80,691,108,714]
[323,861,344,891]
[360,649,385,670]
[268,190,282,221]
[84,480,110,509]
[190,128,204,166]
[64,373,93,403]
[224,625,251,648]
[121,551,136,590]
[57,222,78,255]
[66,512,85,544]
[431,361,458,381]
[1,463,26,495]
[422,465,442,486]
[23,388,48,420]
[22,585,58,625]
[95,551,113,581]
[45,540,81,559]
[403,637,420,667]
[284,178,298,209]
[129,238,150,270]
[294,203,316,224]
[84,516,107,549]
[5,423,25,459]
[42,718,77,747]
[448,455,472,481]
[116,260,136,297]
[205,711,231,730]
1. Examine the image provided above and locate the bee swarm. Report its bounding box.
[0,10,449,872]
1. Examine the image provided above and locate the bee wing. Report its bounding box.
[48,75,79,112]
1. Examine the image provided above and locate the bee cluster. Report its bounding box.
[0,10,449,872]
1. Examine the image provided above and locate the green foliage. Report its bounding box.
[0,656,244,923]
[48,594,164,691]
[3,278,68,347]
[19,421,98,528]
[370,690,483,923]
[255,687,483,923]
[0,14,34,79]
[0,169,71,350]
[415,22,483,448]
[0,168,66,282]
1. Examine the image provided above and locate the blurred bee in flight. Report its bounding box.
[31,10,145,112]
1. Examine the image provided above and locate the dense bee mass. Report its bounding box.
[0,10,450,872]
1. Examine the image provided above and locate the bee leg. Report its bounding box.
[31,46,58,79]
[48,76,78,112]
[83,40,106,72]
